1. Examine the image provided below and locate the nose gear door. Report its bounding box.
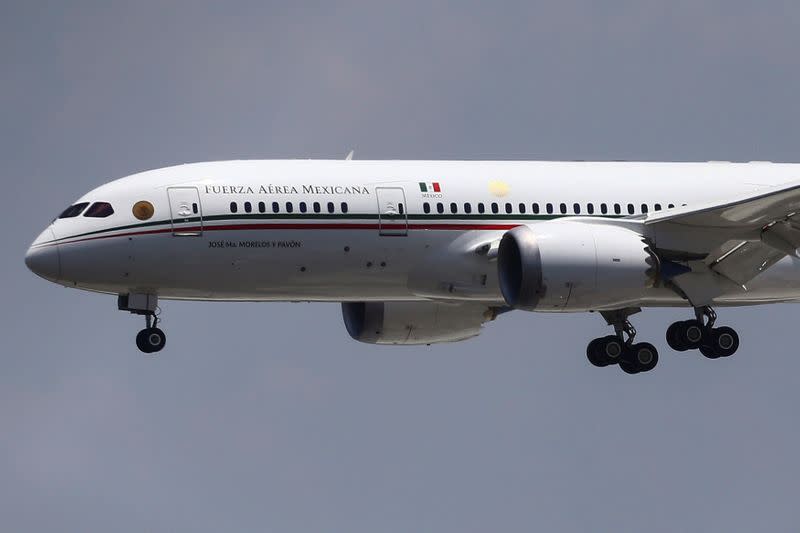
[375,187,408,236]
[167,187,203,236]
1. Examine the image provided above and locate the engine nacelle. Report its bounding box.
[342,301,495,345]
[497,222,659,311]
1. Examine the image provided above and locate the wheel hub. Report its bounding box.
[718,333,734,350]
[637,348,654,365]
[605,341,622,359]
[686,325,703,343]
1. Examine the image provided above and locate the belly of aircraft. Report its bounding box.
[59,229,800,307]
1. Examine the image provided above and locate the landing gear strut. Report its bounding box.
[119,293,167,354]
[586,308,659,374]
[666,306,739,359]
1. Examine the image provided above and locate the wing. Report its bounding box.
[645,180,800,229]
[645,180,800,305]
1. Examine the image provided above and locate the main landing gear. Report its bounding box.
[118,293,167,354]
[587,309,659,374]
[586,305,740,374]
[666,306,739,359]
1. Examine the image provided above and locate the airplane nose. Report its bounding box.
[25,228,61,281]
[25,245,62,280]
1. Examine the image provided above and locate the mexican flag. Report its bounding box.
[419,182,441,193]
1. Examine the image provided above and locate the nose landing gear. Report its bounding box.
[666,306,739,359]
[118,293,167,354]
[586,308,659,374]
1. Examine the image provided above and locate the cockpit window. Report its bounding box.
[58,202,90,219]
[84,202,115,218]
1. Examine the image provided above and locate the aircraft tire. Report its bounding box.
[586,338,607,367]
[619,359,640,374]
[600,335,624,365]
[136,329,153,353]
[711,326,739,357]
[699,344,721,359]
[632,342,658,372]
[666,321,690,351]
[682,320,705,349]
[136,327,166,354]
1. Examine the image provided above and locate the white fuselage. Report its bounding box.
[26,160,800,309]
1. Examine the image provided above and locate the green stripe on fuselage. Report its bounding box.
[51,212,627,244]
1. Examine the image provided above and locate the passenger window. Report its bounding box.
[627,203,634,215]
[641,204,648,214]
[600,203,608,214]
[84,202,114,218]
[519,203,526,214]
[193,203,199,214]
[272,202,279,213]
[450,202,457,214]
[478,203,485,214]
[546,203,553,214]
[573,203,580,214]
[328,202,335,214]
[464,203,472,214]
[587,203,594,214]
[341,202,349,213]
[244,201,252,213]
[505,203,512,214]
[299,202,307,213]
[399,203,405,215]
[614,204,621,214]
[491,203,499,214]
[654,203,662,211]
[560,203,567,214]
[423,202,431,214]
[230,202,238,213]
[313,202,321,213]
[532,203,540,214]
[437,202,444,214]
[668,203,675,209]
[58,202,90,219]
[258,201,265,213]
[286,202,293,213]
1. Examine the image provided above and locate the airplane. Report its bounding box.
[24,159,800,374]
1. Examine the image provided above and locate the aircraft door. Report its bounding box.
[375,187,408,236]
[167,187,203,236]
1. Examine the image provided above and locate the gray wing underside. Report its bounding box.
[644,180,800,305]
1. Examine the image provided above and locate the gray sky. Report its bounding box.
[3,1,800,531]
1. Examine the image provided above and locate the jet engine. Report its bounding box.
[497,222,659,311]
[341,301,497,345]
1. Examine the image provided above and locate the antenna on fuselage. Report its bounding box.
[345,149,355,160]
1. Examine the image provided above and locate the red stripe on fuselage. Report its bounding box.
[36,221,521,247]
